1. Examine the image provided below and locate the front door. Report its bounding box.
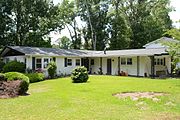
[107,59,112,75]
[81,58,89,71]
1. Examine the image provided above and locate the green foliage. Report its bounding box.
[47,61,57,78]
[0,73,5,81]
[163,42,180,73]
[0,60,5,72]
[25,73,45,83]
[163,28,180,40]
[4,72,29,94]
[3,61,26,73]
[71,66,89,83]
[0,0,64,47]
[58,36,71,49]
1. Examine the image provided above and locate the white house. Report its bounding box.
[0,37,179,78]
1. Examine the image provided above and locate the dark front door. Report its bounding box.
[82,58,89,71]
[107,59,112,75]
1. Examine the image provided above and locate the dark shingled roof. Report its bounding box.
[1,46,169,57]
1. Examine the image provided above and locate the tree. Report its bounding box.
[58,36,71,49]
[163,28,180,40]
[118,0,172,48]
[0,0,64,48]
[76,0,109,50]
[108,0,131,50]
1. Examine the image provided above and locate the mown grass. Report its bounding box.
[0,75,180,120]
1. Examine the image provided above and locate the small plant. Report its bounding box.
[3,61,26,73]
[25,73,45,83]
[0,73,5,81]
[0,61,5,72]
[4,72,29,94]
[71,66,89,83]
[47,61,57,78]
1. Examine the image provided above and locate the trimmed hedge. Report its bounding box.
[25,73,45,83]
[3,61,26,73]
[71,66,89,83]
[4,72,29,94]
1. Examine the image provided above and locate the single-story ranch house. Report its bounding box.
[0,37,179,78]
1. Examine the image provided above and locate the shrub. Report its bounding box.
[47,61,57,78]
[71,66,89,83]
[0,61,5,72]
[25,73,45,83]
[4,72,29,94]
[3,61,26,73]
[0,73,5,81]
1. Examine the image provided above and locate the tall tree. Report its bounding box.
[76,0,109,50]
[118,0,172,48]
[0,0,64,48]
[108,0,131,50]
[58,36,71,49]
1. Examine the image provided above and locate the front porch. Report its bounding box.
[82,55,171,78]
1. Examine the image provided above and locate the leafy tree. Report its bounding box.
[0,0,64,48]
[163,28,180,40]
[58,36,71,49]
[108,0,131,50]
[76,0,109,50]
[118,0,172,48]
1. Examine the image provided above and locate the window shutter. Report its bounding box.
[64,58,67,67]
[53,57,56,62]
[32,57,35,70]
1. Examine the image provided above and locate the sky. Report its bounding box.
[51,0,180,44]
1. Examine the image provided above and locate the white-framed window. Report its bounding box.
[154,58,164,65]
[44,58,50,68]
[121,58,126,65]
[76,59,80,66]
[36,58,42,69]
[127,58,132,65]
[67,59,72,66]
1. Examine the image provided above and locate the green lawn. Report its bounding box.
[0,75,180,120]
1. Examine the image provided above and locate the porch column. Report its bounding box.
[150,56,155,79]
[137,56,140,76]
[100,57,102,75]
[118,57,120,75]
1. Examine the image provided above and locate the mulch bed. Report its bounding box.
[0,80,22,99]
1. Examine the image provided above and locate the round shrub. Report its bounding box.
[3,61,26,73]
[0,73,5,81]
[47,61,57,78]
[4,72,29,94]
[25,73,45,83]
[71,66,89,83]
[0,61,5,72]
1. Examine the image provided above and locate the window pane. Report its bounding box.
[36,59,41,63]
[44,58,49,68]
[121,58,126,65]
[76,59,80,66]
[127,58,132,65]
[67,59,72,66]
[36,64,41,68]
[157,59,160,65]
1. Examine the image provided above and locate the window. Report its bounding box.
[6,58,9,63]
[155,58,164,65]
[121,58,126,65]
[36,58,42,69]
[91,59,94,65]
[76,59,80,66]
[67,59,72,66]
[44,58,49,68]
[127,58,132,65]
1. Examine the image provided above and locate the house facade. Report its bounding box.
[1,37,178,78]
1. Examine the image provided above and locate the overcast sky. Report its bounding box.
[51,0,180,44]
